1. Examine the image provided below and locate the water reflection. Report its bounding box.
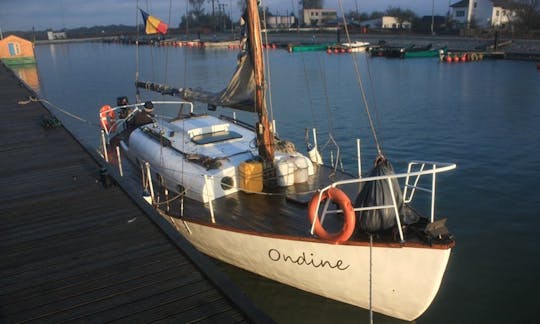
[10,64,41,93]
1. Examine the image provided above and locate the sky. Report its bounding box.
[0,0,453,32]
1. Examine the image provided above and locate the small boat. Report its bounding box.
[369,43,445,59]
[202,40,240,48]
[341,41,370,52]
[403,44,446,58]
[328,41,370,54]
[287,43,333,52]
[368,44,404,58]
[98,0,457,321]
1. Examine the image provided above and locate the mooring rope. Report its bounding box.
[18,95,99,127]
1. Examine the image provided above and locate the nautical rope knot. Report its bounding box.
[18,96,38,105]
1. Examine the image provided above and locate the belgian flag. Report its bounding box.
[140,9,168,35]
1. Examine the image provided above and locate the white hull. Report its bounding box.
[173,219,451,321]
[342,41,370,52]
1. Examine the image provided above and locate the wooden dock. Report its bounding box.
[0,63,273,323]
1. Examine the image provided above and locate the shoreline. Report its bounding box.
[34,32,540,59]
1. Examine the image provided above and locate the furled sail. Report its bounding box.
[182,50,256,112]
[136,50,256,112]
[136,17,256,112]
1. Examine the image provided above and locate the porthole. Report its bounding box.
[220,176,234,190]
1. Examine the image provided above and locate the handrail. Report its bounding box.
[309,161,456,242]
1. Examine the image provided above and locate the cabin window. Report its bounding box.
[191,130,242,145]
[456,10,465,17]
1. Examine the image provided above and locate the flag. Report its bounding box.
[140,9,168,35]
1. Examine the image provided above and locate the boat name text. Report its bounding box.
[268,248,350,270]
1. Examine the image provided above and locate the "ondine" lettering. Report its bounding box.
[268,248,350,270]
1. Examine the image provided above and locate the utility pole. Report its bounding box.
[466,0,474,29]
[431,0,435,35]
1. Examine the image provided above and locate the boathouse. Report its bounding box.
[0,35,36,65]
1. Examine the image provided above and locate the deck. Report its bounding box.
[0,62,272,323]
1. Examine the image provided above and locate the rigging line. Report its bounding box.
[316,52,344,173]
[317,54,334,135]
[339,2,383,150]
[135,0,141,102]
[337,0,382,155]
[183,1,189,89]
[163,0,173,85]
[143,0,157,83]
[300,53,318,131]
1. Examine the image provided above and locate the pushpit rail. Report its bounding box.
[309,161,456,243]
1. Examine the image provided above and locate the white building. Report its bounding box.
[360,16,412,30]
[47,31,67,40]
[302,9,337,27]
[450,0,517,28]
[267,15,296,29]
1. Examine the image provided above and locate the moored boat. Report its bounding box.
[287,43,334,52]
[98,0,457,320]
[328,41,370,54]
[404,44,446,58]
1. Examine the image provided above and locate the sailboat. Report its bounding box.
[98,0,456,321]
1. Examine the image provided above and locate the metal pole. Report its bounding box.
[116,146,123,176]
[145,162,155,204]
[431,0,435,35]
[431,165,437,223]
[369,234,373,324]
[101,130,109,162]
[204,175,216,223]
[356,138,362,178]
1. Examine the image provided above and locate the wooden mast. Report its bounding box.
[246,0,274,164]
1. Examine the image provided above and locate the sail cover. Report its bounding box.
[355,157,416,233]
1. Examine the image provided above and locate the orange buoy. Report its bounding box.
[307,188,356,243]
[453,56,460,62]
[327,49,332,54]
[445,56,452,63]
[99,105,116,133]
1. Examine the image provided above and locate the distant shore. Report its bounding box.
[35,31,540,57]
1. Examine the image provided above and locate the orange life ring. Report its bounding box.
[99,105,116,132]
[308,188,356,243]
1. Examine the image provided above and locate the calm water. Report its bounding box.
[18,42,540,323]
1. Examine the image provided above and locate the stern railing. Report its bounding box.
[310,161,456,242]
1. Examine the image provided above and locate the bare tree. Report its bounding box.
[189,0,206,19]
[385,6,417,26]
[514,0,540,32]
[299,0,324,10]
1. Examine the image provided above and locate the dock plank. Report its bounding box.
[0,63,272,323]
